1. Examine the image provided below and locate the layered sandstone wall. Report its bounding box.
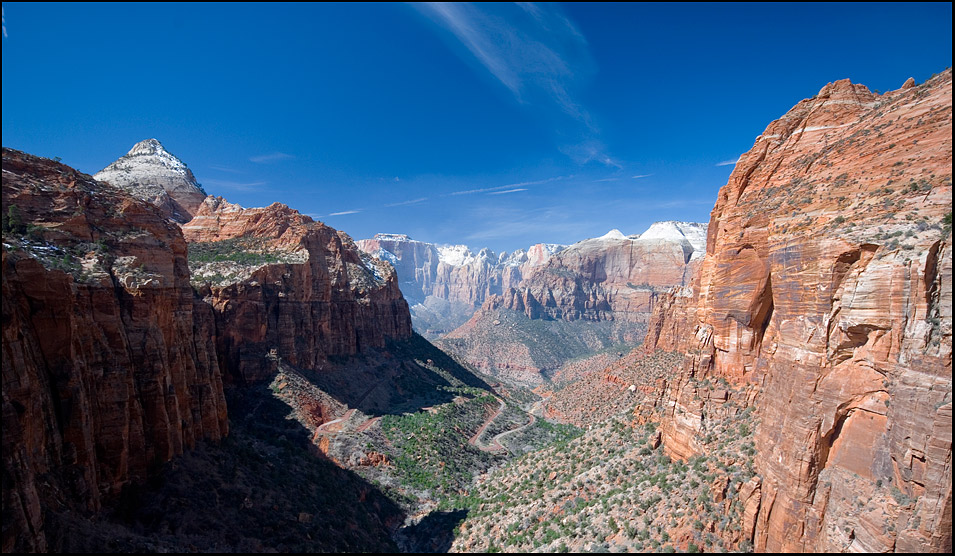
[357,234,563,337]
[183,198,413,383]
[489,229,703,324]
[645,71,953,552]
[357,234,560,307]
[1,149,229,552]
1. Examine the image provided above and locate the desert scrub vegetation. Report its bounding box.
[495,417,581,457]
[379,394,503,502]
[188,236,307,286]
[188,237,285,265]
[449,383,760,553]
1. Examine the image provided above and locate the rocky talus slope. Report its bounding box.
[2,148,228,552]
[93,138,208,223]
[645,71,952,552]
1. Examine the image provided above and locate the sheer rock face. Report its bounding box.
[356,234,563,336]
[485,223,706,324]
[356,234,564,306]
[184,198,413,383]
[356,234,442,304]
[1,148,228,552]
[645,71,952,552]
[93,138,207,223]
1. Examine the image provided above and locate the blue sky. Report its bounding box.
[2,3,952,252]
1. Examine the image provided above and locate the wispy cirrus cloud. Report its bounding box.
[414,3,617,167]
[450,184,523,196]
[631,174,653,179]
[716,158,740,167]
[384,197,429,207]
[560,140,621,168]
[328,210,361,216]
[449,175,568,196]
[488,188,527,195]
[208,164,244,174]
[250,152,294,164]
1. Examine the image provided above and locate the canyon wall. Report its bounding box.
[357,234,563,336]
[485,223,705,324]
[183,198,413,383]
[645,71,953,552]
[439,223,706,382]
[2,149,228,552]
[2,147,416,550]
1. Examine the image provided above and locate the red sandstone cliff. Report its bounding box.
[183,197,413,383]
[645,71,953,552]
[1,149,229,552]
[2,148,416,551]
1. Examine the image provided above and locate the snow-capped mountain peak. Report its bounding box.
[598,229,628,241]
[94,139,207,223]
[634,221,708,260]
[437,244,475,266]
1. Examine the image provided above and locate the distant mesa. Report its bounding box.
[93,138,208,223]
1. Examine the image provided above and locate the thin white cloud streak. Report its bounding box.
[328,210,361,216]
[488,188,528,195]
[560,140,621,168]
[631,174,653,179]
[449,184,519,196]
[203,179,267,192]
[716,158,740,167]
[448,175,567,196]
[250,152,294,163]
[422,1,584,121]
[516,2,585,42]
[591,177,619,183]
[208,164,244,174]
[384,197,429,207]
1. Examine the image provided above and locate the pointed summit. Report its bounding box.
[94,139,207,224]
[127,138,167,156]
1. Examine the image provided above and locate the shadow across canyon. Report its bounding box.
[299,332,495,417]
[43,382,406,552]
[395,509,470,553]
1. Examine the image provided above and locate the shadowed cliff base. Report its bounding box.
[39,383,404,552]
[270,332,494,419]
[395,509,469,553]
